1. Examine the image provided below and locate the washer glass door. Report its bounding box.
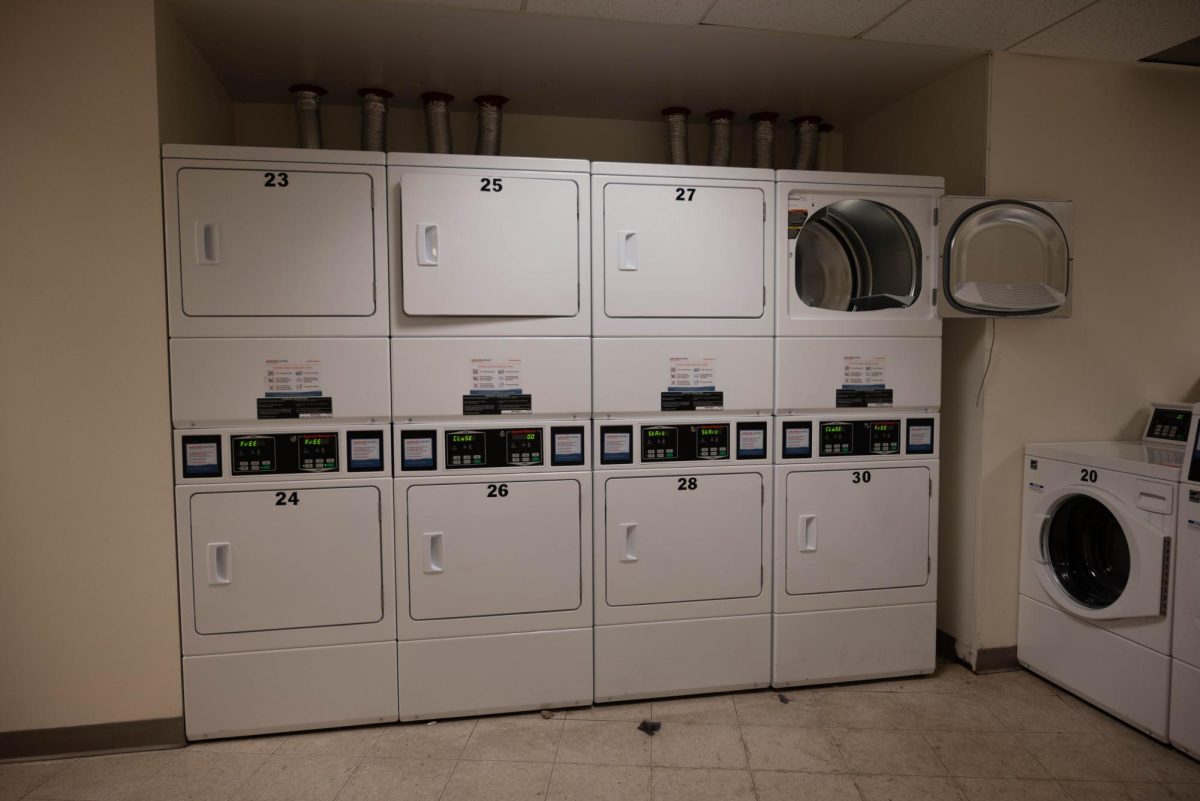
[793,198,921,312]
[1045,494,1130,609]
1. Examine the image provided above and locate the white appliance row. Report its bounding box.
[1018,403,1200,747]
[162,145,1074,341]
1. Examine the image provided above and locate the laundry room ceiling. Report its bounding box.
[167,0,1200,127]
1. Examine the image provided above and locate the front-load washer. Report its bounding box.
[591,162,774,338]
[1020,403,1199,741]
[394,420,592,720]
[1173,423,1200,758]
[772,412,939,686]
[592,416,772,701]
[388,153,589,338]
[163,145,389,338]
[175,424,396,740]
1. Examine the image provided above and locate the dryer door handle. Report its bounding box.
[195,222,220,264]
[422,532,444,574]
[416,223,439,266]
[619,523,639,562]
[207,542,231,585]
[798,515,817,552]
[618,231,638,271]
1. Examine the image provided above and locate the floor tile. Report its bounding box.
[955,777,1071,801]
[649,723,746,769]
[333,756,454,801]
[369,720,475,760]
[922,731,1047,779]
[831,729,946,777]
[1053,694,1138,736]
[127,750,266,801]
[963,671,1060,699]
[651,767,755,801]
[546,764,650,801]
[1016,732,1157,782]
[753,770,862,801]
[732,689,824,727]
[233,754,360,801]
[0,760,73,801]
[1105,734,1200,783]
[565,702,653,722]
[29,751,173,801]
[817,691,914,729]
[1059,780,1176,800]
[277,727,385,756]
[979,693,1092,733]
[460,718,563,763]
[1166,784,1200,800]
[440,760,553,801]
[854,774,966,800]
[554,721,651,767]
[895,692,1005,731]
[740,725,845,773]
[188,735,290,755]
[829,662,973,695]
[649,695,738,725]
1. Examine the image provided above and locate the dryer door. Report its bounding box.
[1175,491,1200,667]
[405,478,582,619]
[189,485,384,634]
[784,466,930,596]
[938,197,1072,318]
[1028,486,1168,619]
[604,472,764,606]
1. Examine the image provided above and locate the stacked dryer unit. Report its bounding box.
[771,172,1074,686]
[590,163,775,701]
[163,145,397,739]
[1174,422,1200,757]
[388,153,593,719]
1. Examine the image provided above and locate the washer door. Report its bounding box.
[1029,487,1167,619]
[793,199,921,313]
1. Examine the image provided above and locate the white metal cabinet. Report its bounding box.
[164,145,388,337]
[592,164,773,336]
[784,467,930,596]
[405,479,582,619]
[604,473,763,605]
[189,485,384,635]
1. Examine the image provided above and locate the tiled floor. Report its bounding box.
[4,664,1199,801]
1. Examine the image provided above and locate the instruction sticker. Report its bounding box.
[469,358,523,394]
[785,427,810,452]
[265,359,322,396]
[667,357,717,391]
[403,437,433,463]
[842,356,886,387]
[185,442,218,468]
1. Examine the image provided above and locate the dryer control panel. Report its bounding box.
[398,422,589,473]
[176,427,388,482]
[596,418,769,466]
[775,414,937,461]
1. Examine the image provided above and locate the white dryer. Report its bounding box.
[175,425,397,740]
[163,145,389,338]
[592,416,772,701]
[1020,403,1199,741]
[772,412,939,686]
[1172,422,1200,758]
[394,421,592,720]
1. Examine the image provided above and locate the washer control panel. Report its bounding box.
[599,418,769,466]
[776,415,937,460]
[398,424,588,472]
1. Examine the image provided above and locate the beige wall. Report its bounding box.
[0,0,181,732]
[975,52,1200,650]
[155,0,233,145]
[847,57,991,661]
[232,102,843,169]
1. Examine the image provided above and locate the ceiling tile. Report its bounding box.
[703,0,909,38]
[1010,0,1200,61]
[524,0,714,25]
[863,0,1092,50]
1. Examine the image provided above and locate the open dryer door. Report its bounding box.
[938,197,1072,317]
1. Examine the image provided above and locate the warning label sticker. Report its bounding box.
[667,357,717,392]
[470,358,523,394]
[265,359,322,396]
[842,356,886,387]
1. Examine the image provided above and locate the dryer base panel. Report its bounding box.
[397,628,592,721]
[1170,658,1200,759]
[593,614,770,702]
[1018,595,1169,741]
[182,642,398,740]
[772,603,935,688]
